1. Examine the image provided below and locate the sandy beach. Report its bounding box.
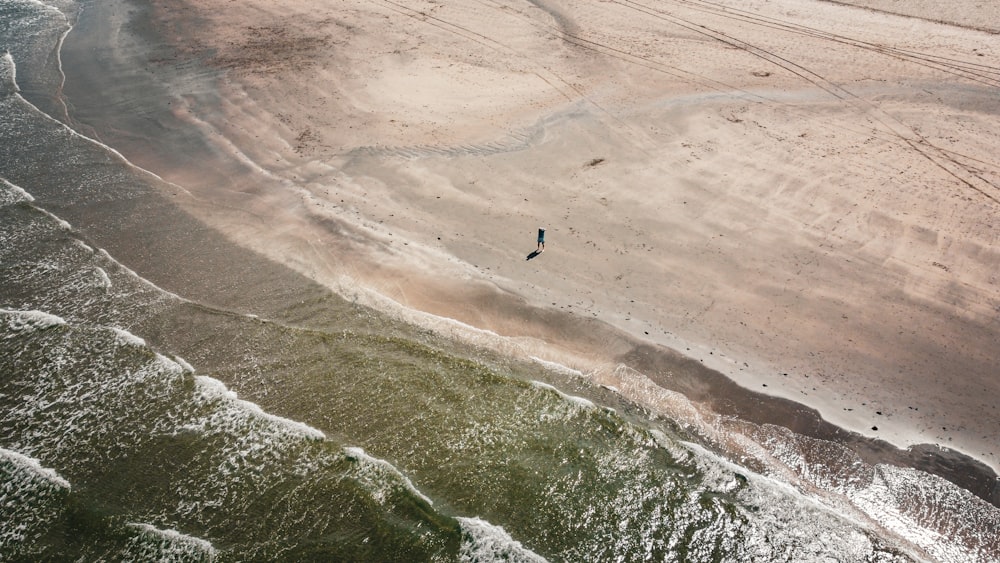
[71,0,999,496]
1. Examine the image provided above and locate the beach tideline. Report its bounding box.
[60,0,1000,506]
[123,0,1000,476]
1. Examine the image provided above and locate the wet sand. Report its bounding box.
[61,0,1000,504]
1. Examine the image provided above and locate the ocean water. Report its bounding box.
[2,1,999,561]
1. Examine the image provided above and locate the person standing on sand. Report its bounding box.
[537,227,546,252]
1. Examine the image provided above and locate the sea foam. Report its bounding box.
[173,355,195,373]
[126,523,217,561]
[0,447,72,552]
[192,375,326,440]
[530,380,595,409]
[457,517,548,563]
[847,464,1000,563]
[34,206,72,230]
[529,356,583,377]
[96,249,186,302]
[0,51,20,96]
[94,266,112,290]
[344,447,434,507]
[0,177,35,204]
[0,447,71,490]
[111,326,147,347]
[1,308,67,332]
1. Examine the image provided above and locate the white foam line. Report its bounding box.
[32,205,71,230]
[22,0,68,18]
[95,249,186,302]
[173,355,195,373]
[194,374,237,400]
[90,246,264,324]
[336,276,491,336]
[12,194,244,326]
[3,49,268,332]
[107,326,146,347]
[18,196,194,328]
[234,397,327,440]
[194,375,326,440]
[0,176,34,202]
[858,465,998,563]
[7,208,298,333]
[128,523,217,557]
[456,516,548,563]
[0,308,67,329]
[683,440,811,499]
[529,356,583,377]
[850,475,949,561]
[1,51,19,94]
[5,54,194,199]
[365,285,504,339]
[0,447,71,490]
[529,380,595,409]
[344,446,434,507]
[152,352,186,374]
[338,279,541,364]
[94,266,111,289]
[682,438,871,515]
[679,440,934,561]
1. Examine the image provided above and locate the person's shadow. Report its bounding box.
[526,250,542,260]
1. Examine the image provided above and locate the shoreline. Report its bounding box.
[54,0,1000,509]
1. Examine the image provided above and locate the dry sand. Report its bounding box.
[134,0,1000,476]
